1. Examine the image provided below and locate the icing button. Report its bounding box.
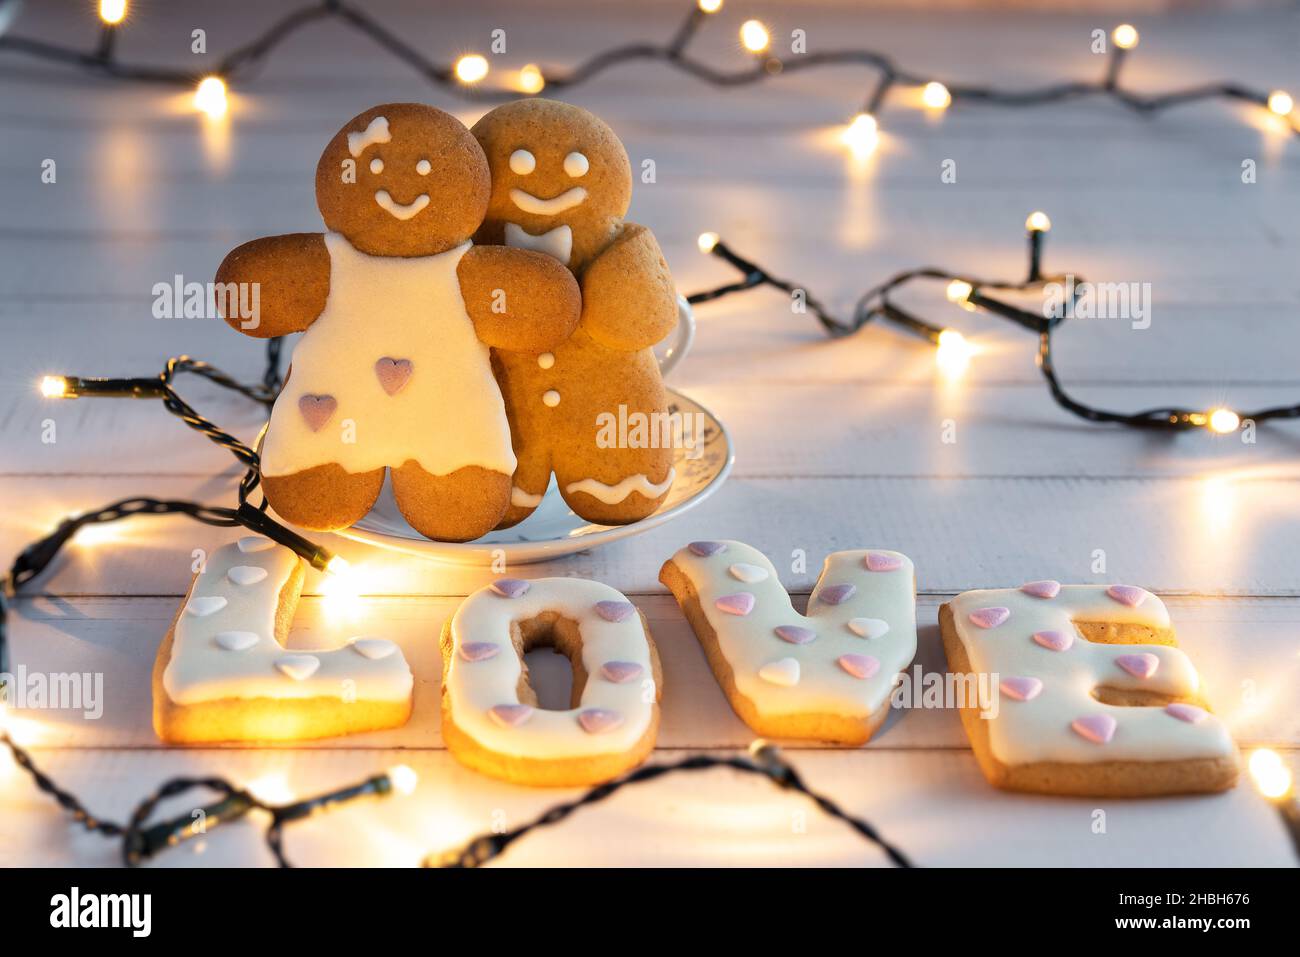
[600,661,644,683]
[490,578,530,598]
[227,565,268,587]
[687,541,727,557]
[489,704,534,727]
[1106,584,1149,608]
[1115,652,1160,680]
[968,606,1010,629]
[537,352,555,370]
[818,583,856,605]
[774,625,816,645]
[715,593,755,616]
[728,562,769,583]
[214,630,259,652]
[758,658,801,687]
[837,654,880,680]
[864,552,903,572]
[350,637,397,660]
[297,394,337,432]
[578,708,624,734]
[999,676,1043,701]
[236,536,275,554]
[374,356,414,395]
[542,389,561,407]
[459,642,501,662]
[275,655,321,681]
[848,617,890,639]
[1165,703,1209,724]
[1071,714,1117,745]
[1032,630,1073,652]
[1020,580,1061,599]
[594,600,637,623]
[186,596,227,617]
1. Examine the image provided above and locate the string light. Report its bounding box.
[98,0,127,26]
[1267,90,1294,117]
[194,76,228,118]
[696,231,720,253]
[454,53,489,84]
[740,19,770,54]
[517,63,545,94]
[1111,24,1140,50]
[935,329,974,379]
[698,0,723,12]
[921,81,951,110]
[1025,211,1051,233]
[1250,749,1293,800]
[841,112,879,157]
[945,279,975,309]
[1207,409,1242,434]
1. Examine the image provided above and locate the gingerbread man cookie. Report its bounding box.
[216,103,581,541]
[660,541,917,744]
[441,577,662,786]
[471,99,679,527]
[153,537,413,742]
[940,583,1238,796]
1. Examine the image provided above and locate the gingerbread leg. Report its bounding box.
[262,463,384,531]
[498,443,553,529]
[555,447,674,525]
[391,462,511,542]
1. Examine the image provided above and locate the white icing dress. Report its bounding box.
[260,233,516,480]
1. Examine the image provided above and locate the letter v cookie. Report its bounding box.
[940,583,1238,796]
[660,541,916,744]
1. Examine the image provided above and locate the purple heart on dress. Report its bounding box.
[774,625,816,645]
[490,578,530,598]
[1032,630,1073,652]
[600,661,644,683]
[837,654,880,679]
[459,642,500,662]
[1020,580,1061,599]
[1165,703,1209,724]
[578,708,624,734]
[864,552,903,572]
[1107,584,1148,607]
[968,606,1010,629]
[594,600,636,623]
[999,676,1043,701]
[688,541,727,557]
[715,593,755,616]
[297,394,337,432]
[374,357,414,395]
[1071,713,1117,744]
[488,704,534,727]
[1116,652,1160,680]
[818,583,857,605]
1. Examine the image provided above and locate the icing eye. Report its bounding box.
[509,149,536,175]
[369,158,384,174]
[563,152,589,177]
[416,159,431,175]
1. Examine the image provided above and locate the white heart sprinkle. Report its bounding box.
[758,657,800,687]
[214,631,260,652]
[848,617,890,639]
[275,655,321,681]
[227,565,268,586]
[186,596,227,617]
[728,562,769,583]
[350,637,397,660]
[237,536,275,553]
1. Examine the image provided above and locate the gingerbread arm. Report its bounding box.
[215,233,330,338]
[458,245,581,353]
[578,223,678,352]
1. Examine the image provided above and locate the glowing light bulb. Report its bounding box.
[194,76,228,118]
[1249,749,1293,799]
[454,54,489,84]
[1112,24,1139,51]
[40,376,69,398]
[387,764,419,796]
[324,554,351,577]
[740,20,770,53]
[921,81,951,110]
[1267,90,1293,117]
[841,113,879,157]
[697,231,720,254]
[935,329,974,380]
[1207,408,1241,434]
[698,0,723,12]
[517,63,545,94]
[99,0,127,25]
[1025,211,1051,233]
[945,280,973,304]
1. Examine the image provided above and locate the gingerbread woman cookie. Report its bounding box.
[940,583,1238,796]
[471,99,679,526]
[216,103,581,541]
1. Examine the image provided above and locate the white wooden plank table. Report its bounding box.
[1,0,1297,867]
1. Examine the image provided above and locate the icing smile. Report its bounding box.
[509,186,587,215]
[375,190,430,220]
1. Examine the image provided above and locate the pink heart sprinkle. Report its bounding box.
[1020,580,1061,599]
[594,600,636,623]
[837,654,880,679]
[1116,652,1160,680]
[600,661,644,683]
[864,552,902,572]
[374,357,414,395]
[459,642,500,662]
[999,676,1043,702]
[968,607,1011,629]
[1107,584,1148,607]
[688,541,727,557]
[774,625,816,645]
[1071,714,1117,745]
[297,394,337,432]
[818,583,857,605]
[715,593,755,616]
[1032,630,1073,652]
[1165,703,1209,724]
[488,704,533,727]
[578,708,624,734]
[490,578,530,598]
